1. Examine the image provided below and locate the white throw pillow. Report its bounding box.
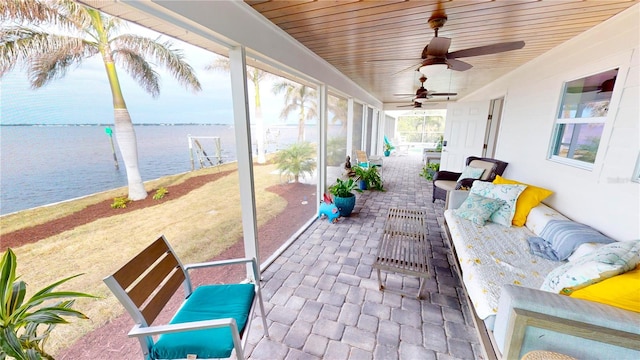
[470,182,527,227]
[568,242,606,262]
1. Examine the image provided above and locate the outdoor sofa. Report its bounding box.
[441,184,640,360]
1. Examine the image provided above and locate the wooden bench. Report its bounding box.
[373,208,431,298]
[103,235,268,359]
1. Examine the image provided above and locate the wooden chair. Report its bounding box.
[355,150,383,171]
[103,235,269,360]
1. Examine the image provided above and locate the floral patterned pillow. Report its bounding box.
[454,193,506,226]
[541,240,640,294]
[470,182,527,227]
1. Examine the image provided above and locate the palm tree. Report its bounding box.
[0,0,201,200]
[207,57,271,163]
[272,80,317,142]
[328,95,348,131]
[273,142,316,183]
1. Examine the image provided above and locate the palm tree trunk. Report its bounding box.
[298,102,305,142]
[99,42,147,199]
[114,109,147,200]
[253,71,266,164]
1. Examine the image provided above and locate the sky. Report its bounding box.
[0,20,287,125]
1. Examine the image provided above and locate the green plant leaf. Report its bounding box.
[7,281,26,316]
[1,326,28,360]
[1,250,18,320]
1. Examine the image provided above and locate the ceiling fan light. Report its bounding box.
[419,62,448,77]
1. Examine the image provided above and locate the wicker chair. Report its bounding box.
[432,156,508,203]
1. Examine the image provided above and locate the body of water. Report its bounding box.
[0,124,304,215]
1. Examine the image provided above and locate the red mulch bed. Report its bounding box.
[5,170,317,359]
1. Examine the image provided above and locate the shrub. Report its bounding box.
[111,197,130,209]
[153,187,169,200]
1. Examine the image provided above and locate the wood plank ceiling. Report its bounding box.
[244,0,637,109]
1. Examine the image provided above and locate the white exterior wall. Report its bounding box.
[463,5,639,240]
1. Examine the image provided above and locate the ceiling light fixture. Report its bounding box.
[418,58,449,77]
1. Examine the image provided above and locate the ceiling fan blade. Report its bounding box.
[447,59,473,71]
[430,92,458,96]
[426,37,451,57]
[391,61,422,75]
[364,58,421,63]
[447,41,525,59]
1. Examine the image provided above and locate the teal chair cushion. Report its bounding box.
[151,283,255,359]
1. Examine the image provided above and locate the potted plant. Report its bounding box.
[1,249,97,360]
[353,165,384,191]
[383,142,393,157]
[328,178,362,216]
[420,162,440,181]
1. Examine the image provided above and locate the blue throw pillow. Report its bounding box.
[454,193,506,226]
[457,166,485,182]
[528,220,615,261]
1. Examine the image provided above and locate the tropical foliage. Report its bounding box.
[0,0,201,201]
[353,165,383,191]
[0,249,96,360]
[272,80,317,142]
[273,142,316,183]
[328,178,362,198]
[420,162,440,181]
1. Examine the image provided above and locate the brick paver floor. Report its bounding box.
[246,152,482,359]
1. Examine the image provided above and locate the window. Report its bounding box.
[550,69,618,168]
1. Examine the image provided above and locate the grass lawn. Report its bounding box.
[2,161,295,355]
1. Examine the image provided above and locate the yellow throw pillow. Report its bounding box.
[569,265,640,313]
[493,175,553,226]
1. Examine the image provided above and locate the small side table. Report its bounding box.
[374,208,431,298]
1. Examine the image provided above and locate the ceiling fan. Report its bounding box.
[398,101,423,108]
[384,2,525,75]
[394,76,457,102]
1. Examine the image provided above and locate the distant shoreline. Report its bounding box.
[0,123,232,127]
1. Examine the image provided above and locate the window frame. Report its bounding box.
[548,68,619,170]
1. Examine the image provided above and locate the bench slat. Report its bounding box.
[141,268,185,324]
[113,237,170,289]
[128,252,183,308]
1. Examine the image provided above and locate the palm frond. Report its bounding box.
[27,35,96,88]
[112,48,160,97]
[205,56,229,72]
[0,27,94,81]
[111,34,201,93]
[0,0,90,33]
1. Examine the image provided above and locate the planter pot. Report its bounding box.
[359,179,368,190]
[333,193,356,217]
[384,150,391,157]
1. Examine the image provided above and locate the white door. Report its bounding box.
[440,101,491,171]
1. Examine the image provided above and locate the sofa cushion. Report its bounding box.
[454,193,506,226]
[468,160,496,181]
[493,175,553,226]
[457,166,485,182]
[527,220,615,261]
[541,240,640,294]
[470,182,527,227]
[152,283,255,359]
[433,179,458,191]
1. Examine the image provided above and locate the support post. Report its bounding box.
[229,46,259,281]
